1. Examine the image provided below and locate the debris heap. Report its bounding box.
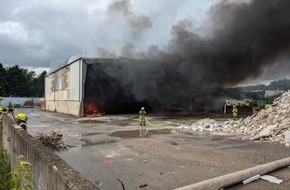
[37,131,68,149]
[225,90,290,144]
[177,118,222,132]
[178,90,290,146]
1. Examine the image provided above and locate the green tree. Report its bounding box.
[33,71,47,97]
[268,79,290,91]
[5,65,35,97]
[0,64,47,97]
[0,63,8,96]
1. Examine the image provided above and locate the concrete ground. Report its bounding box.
[15,108,290,190]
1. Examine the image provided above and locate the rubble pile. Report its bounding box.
[37,131,68,149]
[177,118,223,132]
[225,91,290,144]
[178,91,290,146]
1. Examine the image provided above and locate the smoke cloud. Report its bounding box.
[91,0,290,108]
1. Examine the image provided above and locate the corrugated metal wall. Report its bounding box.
[45,60,83,101]
[44,59,83,116]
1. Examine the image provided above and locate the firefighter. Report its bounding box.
[0,106,3,121]
[0,107,13,130]
[139,107,146,126]
[0,107,14,113]
[16,113,28,131]
[0,107,14,121]
[232,105,238,120]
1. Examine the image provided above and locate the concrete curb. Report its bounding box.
[174,157,290,190]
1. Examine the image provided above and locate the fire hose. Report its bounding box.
[144,116,230,127]
[144,116,200,127]
[145,116,170,127]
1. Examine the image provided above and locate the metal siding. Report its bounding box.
[45,76,52,100]
[70,60,82,100]
[82,60,87,101]
[46,62,79,101]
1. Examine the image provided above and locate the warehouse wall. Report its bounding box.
[45,100,82,117]
[1,115,98,190]
[44,59,84,117]
[45,60,82,101]
[70,59,83,101]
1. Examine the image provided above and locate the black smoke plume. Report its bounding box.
[90,0,290,111]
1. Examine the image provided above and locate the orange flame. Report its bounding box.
[83,102,105,117]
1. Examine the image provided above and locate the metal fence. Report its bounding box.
[0,97,41,107]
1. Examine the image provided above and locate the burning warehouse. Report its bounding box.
[44,0,290,117]
[44,57,196,117]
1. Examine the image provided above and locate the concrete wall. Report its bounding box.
[45,100,82,117]
[1,115,99,190]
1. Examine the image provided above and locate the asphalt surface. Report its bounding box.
[15,108,290,190]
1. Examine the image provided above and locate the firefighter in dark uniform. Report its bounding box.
[139,107,146,126]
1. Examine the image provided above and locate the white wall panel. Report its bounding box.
[69,60,82,101]
[45,76,52,100]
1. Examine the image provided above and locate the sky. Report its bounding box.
[0,0,289,86]
[0,0,212,72]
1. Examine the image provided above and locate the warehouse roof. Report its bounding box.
[48,57,137,75]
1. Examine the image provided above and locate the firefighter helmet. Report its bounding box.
[17,113,28,122]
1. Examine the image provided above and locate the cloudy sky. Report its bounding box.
[0,0,212,71]
[0,0,289,85]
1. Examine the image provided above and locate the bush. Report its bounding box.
[9,155,34,190]
[13,104,22,108]
[7,101,22,108]
[8,101,13,108]
[0,148,34,190]
[0,147,12,190]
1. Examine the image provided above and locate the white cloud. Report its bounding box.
[0,0,214,70]
[0,21,28,41]
[0,0,287,86]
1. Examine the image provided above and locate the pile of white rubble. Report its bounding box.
[177,90,290,146]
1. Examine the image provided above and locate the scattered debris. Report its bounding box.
[242,174,260,184]
[117,178,125,190]
[260,175,283,184]
[81,138,117,145]
[94,180,102,186]
[177,91,290,146]
[102,160,115,165]
[37,131,68,149]
[284,131,290,147]
[139,183,148,188]
[177,118,222,132]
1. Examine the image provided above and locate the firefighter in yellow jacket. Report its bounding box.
[16,113,28,131]
[232,105,238,120]
[139,107,146,126]
[0,107,14,121]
